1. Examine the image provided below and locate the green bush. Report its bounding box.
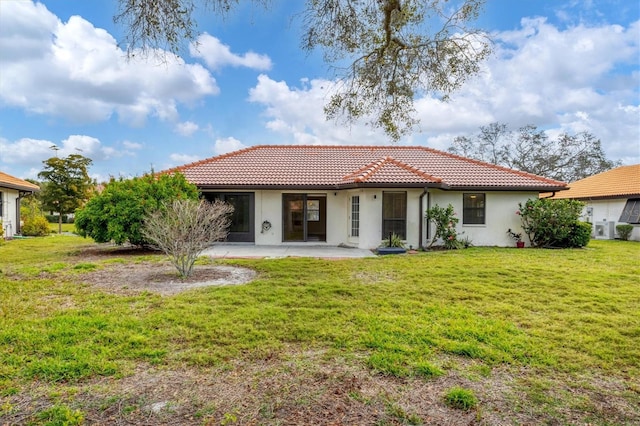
[518,198,588,248]
[45,214,72,223]
[425,204,465,249]
[444,386,478,410]
[21,215,50,236]
[75,172,199,246]
[560,221,592,248]
[616,224,633,241]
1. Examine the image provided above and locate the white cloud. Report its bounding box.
[213,137,247,155]
[175,121,199,136]
[247,19,640,164]
[0,1,218,125]
[190,33,272,71]
[169,153,200,165]
[0,135,130,172]
[122,140,143,150]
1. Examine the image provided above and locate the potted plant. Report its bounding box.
[507,229,525,248]
[377,233,407,255]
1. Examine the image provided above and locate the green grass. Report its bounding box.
[0,237,639,422]
[49,222,76,234]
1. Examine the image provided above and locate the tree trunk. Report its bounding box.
[58,212,62,234]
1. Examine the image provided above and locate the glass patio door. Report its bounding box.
[282,194,326,242]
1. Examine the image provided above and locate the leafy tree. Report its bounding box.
[114,0,492,140]
[517,198,590,248]
[75,173,199,246]
[142,199,234,277]
[448,123,620,182]
[38,154,94,234]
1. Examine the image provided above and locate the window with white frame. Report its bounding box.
[351,196,360,237]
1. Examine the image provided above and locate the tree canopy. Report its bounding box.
[38,154,94,233]
[75,173,199,246]
[114,0,492,140]
[447,123,620,182]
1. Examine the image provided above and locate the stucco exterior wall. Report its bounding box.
[205,188,539,249]
[580,198,640,241]
[428,190,534,247]
[0,187,19,238]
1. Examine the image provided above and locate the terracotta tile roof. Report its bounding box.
[550,164,640,200]
[166,145,567,191]
[0,171,40,192]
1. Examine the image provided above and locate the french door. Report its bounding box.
[282,194,326,242]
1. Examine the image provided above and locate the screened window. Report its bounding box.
[619,199,640,224]
[351,196,360,237]
[463,193,485,224]
[382,192,406,239]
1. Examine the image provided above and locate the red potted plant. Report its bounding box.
[507,229,525,248]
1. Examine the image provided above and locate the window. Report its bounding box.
[351,196,360,237]
[463,193,485,224]
[382,192,406,239]
[0,191,3,217]
[619,198,640,224]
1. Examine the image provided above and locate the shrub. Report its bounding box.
[425,204,464,249]
[21,215,50,236]
[517,198,588,248]
[561,221,592,248]
[75,172,199,246]
[616,224,633,241]
[142,199,233,278]
[444,386,478,410]
[380,233,405,248]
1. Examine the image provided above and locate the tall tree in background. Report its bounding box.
[114,0,492,140]
[38,154,94,234]
[448,123,620,182]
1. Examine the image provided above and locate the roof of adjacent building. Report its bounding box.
[551,164,640,200]
[0,171,40,192]
[166,145,568,191]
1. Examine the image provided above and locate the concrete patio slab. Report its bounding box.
[202,244,377,259]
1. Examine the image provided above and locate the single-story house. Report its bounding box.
[167,145,567,249]
[549,164,640,241]
[0,171,40,238]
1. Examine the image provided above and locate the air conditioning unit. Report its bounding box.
[594,221,615,240]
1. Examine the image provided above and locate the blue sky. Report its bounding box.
[1,0,638,182]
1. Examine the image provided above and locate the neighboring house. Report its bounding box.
[0,171,40,238]
[167,145,567,249]
[549,164,640,241]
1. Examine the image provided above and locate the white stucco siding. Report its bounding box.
[581,199,640,241]
[428,190,537,247]
[209,188,542,248]
[0,188,19,238]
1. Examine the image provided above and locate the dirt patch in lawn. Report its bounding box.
[4,350,639,426]
[72,244,256,296]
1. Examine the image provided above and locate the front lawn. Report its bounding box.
[0,236,638,425]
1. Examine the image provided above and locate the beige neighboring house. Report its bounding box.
[167,145,567,249]
[0,171,40,238]
[550,165,640,241]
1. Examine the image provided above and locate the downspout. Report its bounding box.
[540,191,556,199]
[418,188,428,250]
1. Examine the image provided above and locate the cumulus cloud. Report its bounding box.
[248,19,639,163]
[213,137,248,155]
[169,153,200,165]
[0,135,129,174]
[175,121,200,136]
[190,34,272,71]
[0,1,218,126]
[249,75,385,146]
